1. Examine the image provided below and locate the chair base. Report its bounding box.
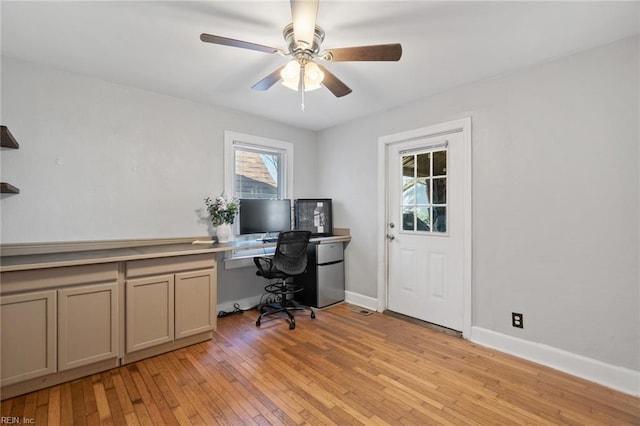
[256,299,315,330]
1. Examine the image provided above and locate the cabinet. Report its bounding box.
[124,253,216,359]
[175,269,217,339]
[58,283,118,371]
[0,246,222,398]
[0,291,57,386]
[0,263,120,397]
[126,275,175,352]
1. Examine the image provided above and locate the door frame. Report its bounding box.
[376,117,472,338]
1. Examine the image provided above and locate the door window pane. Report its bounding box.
[402,156,415,177]
[433,207,447,232]
[416,153,430,177]
[399,147,448,234]
[402,207,415,231]
[416,206,431,231]
[416,178,430,205]
[433,151,447,176]
[432,178,447,204]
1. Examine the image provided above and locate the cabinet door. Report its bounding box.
[175,269,217,339]
[58,283,118,371]
[1,291,57,386]
[126,275,175,353]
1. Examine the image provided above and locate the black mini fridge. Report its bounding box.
[296,241,345,308]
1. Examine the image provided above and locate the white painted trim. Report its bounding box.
[471,327,640,397]
[344,291,378,311]
[223,130,294,200]
[376,117,472,338]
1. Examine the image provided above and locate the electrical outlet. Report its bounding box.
[512,312,524,328]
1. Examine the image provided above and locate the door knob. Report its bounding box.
[389,223,395,228]
[386,234,395,241]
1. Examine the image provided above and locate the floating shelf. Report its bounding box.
[1,126,20,194]
[1,183,20,194]
[1,126,19,149]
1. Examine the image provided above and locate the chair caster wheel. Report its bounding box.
[311,312,316,319]
[256,319,261,327]
[289,322,295,330]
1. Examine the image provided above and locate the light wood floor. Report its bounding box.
[2,303,639,425]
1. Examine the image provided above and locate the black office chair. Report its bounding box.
[254,230,315,330]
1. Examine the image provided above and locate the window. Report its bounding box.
[400,146,447,234]
[223,132,294,264]
[224,131,293,201]
[234,147,283,199]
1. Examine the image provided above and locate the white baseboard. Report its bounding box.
[471,326,640,397]
[344,291,378,311]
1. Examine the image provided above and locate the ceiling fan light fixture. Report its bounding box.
[303,61,324,91]
[280,59,324,92]
[280,60,301,90]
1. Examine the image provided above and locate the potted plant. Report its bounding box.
[204,196,239,243]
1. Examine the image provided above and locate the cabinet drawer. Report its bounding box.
[126,253,216,279]
[1,263,118,294]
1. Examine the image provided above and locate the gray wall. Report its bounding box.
[318,36,639,371]
[2,36,638,373]
[0,56,318,302]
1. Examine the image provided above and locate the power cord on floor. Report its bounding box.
[217,303,245,318]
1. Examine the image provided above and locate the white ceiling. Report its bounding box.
[2,1,638,131]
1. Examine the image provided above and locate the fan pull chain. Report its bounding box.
[300,63,305,112]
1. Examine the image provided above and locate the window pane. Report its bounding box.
[433,150,447,176]
[416,178,430,205]
[433,207,446,232]
[235,149,281,199]
[416,206,431,231]
[403,177,416,205]
[433,178,447,204]
[402,207,415,231]
[416,153,431,177]
[402,155,414,178]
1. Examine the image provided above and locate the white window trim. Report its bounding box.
[223,130,294,200]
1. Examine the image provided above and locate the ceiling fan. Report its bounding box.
[200,0,402,108]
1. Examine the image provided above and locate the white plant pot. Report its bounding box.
[215,223,232,243]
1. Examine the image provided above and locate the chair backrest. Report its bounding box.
[273,231,312,276]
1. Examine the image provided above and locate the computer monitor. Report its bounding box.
[239,199,292,235]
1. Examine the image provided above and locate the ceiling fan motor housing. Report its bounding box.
[283,23,325,59]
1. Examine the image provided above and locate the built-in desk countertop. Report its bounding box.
[0,235,351,272]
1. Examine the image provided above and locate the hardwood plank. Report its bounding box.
[59,383,74,426]
[92,380,113,424]
[21,392,37,423]
[2,303,638,425]
[128,363,169,425]
[46,385,62,425]
[70,380,87,426]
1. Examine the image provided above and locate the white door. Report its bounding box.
[386,131,465,331]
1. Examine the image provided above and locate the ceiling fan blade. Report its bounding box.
[290,0,319,48]
[252,66,285,91]
[317,64,352,98]
[321,43,402,62]
[200,33,280,54]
